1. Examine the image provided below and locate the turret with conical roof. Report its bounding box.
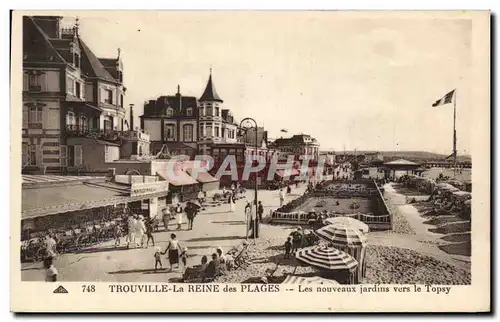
[199,69,223,103]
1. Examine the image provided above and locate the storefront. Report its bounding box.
[21,175,169,238]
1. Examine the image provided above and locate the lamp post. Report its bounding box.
[239,117,259,242]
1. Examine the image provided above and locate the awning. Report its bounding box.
[22,181,168,219]
[156,168,198,186]
[185,169,219,183]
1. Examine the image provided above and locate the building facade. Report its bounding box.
[271,134,320,161]
[140,86,199,158]
[22,16,129,173]
[197,71,238,155]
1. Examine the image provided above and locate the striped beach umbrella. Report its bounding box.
[314,224,367,247]
[323,217,370,234]
[282,275,340,285]
[295,245,358,270]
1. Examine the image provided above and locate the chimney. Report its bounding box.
[129,104,134,131]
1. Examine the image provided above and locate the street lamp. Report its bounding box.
[239,117,259,241]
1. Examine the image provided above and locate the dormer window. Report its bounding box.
[166,108,173,117]
[186,108,193,117]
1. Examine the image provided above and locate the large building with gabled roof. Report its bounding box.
[22,16,136,174]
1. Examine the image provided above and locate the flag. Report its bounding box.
[280,129,288,133]
[432,89,455,107]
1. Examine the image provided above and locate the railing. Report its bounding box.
[66,126,150,143]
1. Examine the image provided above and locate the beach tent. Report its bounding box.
[281,275,340,285]
[323,217,369,234]
[314,224,367,247]
[295,245,358,271]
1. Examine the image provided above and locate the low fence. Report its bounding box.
[270,179,392,230]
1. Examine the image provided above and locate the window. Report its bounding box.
[103,116,113,132]
[166,108,173,117]
[186,108,193,117]
[66,145,83,167]
[66,77,75,95]
[165,124,175,140]
[215,106,219,116]
[75,82,81,98]
[138,145,143,156]
[28,105,43,126]
[28,73,41,91]
[105,89,113,104]
[120,94,124,108]
[183,124,194,141]
[206,125,212,137]
[206,105,213,116]
[214,127,220,137]
[74,53,80,68]
[118,71,123,83]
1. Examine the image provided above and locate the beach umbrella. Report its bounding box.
[282,275,340,285]
[323,217,369,234]
[314,224,367,247]
[295,245,358,270]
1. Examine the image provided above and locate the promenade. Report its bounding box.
[21,186,307,282]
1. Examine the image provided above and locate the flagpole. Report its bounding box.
[453,89,457,177]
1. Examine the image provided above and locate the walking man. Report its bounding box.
[257,201,264,222]
[279,188,285,207]
[145,218,155,247]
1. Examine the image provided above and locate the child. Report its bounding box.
[44,257,58,282]
[284,236,292,259]
[154,246,163,270]
[180,246,188,271]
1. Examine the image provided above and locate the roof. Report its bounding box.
[199,73,223,102]
[99,58,117,67]
[185,169,218,183]
[142,94,198,118]
[165,142,197,151]
[78,37,118,83]
[22,175,104,185]
[384,159,419,166]
[23,16,66,64]
[273,134,318,146]
[156,167,198,186]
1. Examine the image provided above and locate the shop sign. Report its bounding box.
[130,181,169,197]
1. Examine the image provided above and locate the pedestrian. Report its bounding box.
[154,246,163,270]
[290,227,303,253]
[197,190,205,209]
[161,233,182,271]
[145,218,155,247]
[180,246,188,272]
[279,188,285,207]
[162,207,171,231]
[114,223,122,247]
[257,201,264,222]
[245,201,253,237]
[44,233,57,259]
[135,215,146,247]
[287,185,292,194]
[127,215,137,248]
[186,202,198,230]
[176,204,183,230]
[43,256,58,282]
[229,192,235,213]
[284,236,292,259]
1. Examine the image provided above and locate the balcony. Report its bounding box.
[65,125,149,143]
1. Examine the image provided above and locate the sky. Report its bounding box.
[63,12,472,154]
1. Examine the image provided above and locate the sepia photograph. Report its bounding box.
[10,10,490,312]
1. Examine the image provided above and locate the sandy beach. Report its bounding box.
[214,181,471,285]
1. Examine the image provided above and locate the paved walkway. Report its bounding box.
[21,185,307,282]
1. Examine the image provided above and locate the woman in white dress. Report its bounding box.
[176,204,183,230]
[127,215,137,248]
[229,193,235,213]
[135,215,146,247]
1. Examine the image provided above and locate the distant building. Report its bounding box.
[140,86,199,158]
[22,16,132,174]
[271,134,320,161]
[365,152,384,163]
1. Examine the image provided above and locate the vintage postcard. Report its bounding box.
[10,10,490,312]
